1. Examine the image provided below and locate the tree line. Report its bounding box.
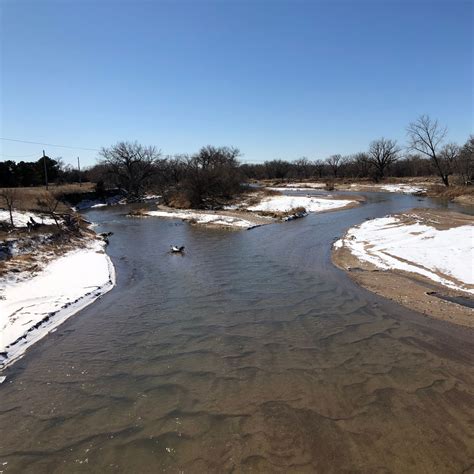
[1,116,472,207]
[242,117,473,185]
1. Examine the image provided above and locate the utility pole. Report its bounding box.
[77,156,81,186]
[42,150,49,190]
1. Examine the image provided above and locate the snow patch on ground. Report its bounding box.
[0,209,58,227]
[73,195,125,211]
[74,194,161,211]
[247,195,354,213]
[267,187,325,192]
[349,183,426,194]
[146,210,258,229]
[0,239,115,369]
[267,182,327,191]
[379,184,426,194]
[336,216,474,294]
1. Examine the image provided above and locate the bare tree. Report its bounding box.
[99,142,162,201]
[293,157,312,179]
[0,188,17,227]
[406,115,450,186]
[351,152,371,178]
[368,138,400,180]
[438,143,459,183]
[36,192,62,230]
[167,146,243,209]
[457,136,474,184]
[325,154,344,178]
[313,159,325,179]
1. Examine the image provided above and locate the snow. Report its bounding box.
[267,182,327,191]
[0,239,115,368]
[247,195,354,213]
[74,194,160,211]
[267,187,326,192]
[378,184,426,194]
[278,183,326,189]
[0,209,58,227]
[146,210,258,229]
[73,195,125,211]
[143,194,161,201]
[336,216,474,294]
[349,183,426,194]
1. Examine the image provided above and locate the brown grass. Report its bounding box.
[128,208,148,217]
[0,184,94,213]
[256,206,307,219]
[0,231,92,277]
[426,184,474,202]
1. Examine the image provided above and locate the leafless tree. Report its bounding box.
[0,188,17,227]
[406,115,450,186]
[166,155,189,185]
[36,192,62,230]
[368,138,400,180]
[325,154,345,178]
[99,142,162,201]
[167,146,243,209]
[351,152,372,178]
[457,136,474,184]
[438,143,459,182]
[292,157,312,179]
[313,159,325,179]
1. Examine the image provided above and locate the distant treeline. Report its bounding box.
[0,156,89,188]
[1,116,472,208]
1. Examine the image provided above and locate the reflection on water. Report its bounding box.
[0,193,473,473]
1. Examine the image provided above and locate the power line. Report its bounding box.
[0,137,100,152]
[0,152,39,158]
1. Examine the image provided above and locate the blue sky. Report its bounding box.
[1,0,472,167]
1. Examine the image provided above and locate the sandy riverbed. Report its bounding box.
[333,209,474,327]
[134,191,361,229]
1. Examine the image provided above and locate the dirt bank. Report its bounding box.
[333,209,474,327]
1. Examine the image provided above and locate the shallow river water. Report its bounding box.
[1,192,473,473]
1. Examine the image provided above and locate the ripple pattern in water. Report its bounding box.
[0,194,473,473]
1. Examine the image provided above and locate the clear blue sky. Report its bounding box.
[1,0,472,167]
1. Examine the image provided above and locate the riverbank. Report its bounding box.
[131,189,361,229]
[333,209,474,327]
[0,205,116,370]
[0,237,115,370]
[136,206,272,229]
[260,177,474,205]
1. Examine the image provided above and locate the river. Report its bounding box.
[1,191,473,473]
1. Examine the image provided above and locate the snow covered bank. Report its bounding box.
[146,210,260,229]
[378,184,426,194]
[334,215,474,294]
[0,239,115,369]
[348,183,426,194]
[267,182,327,192]
[0,209,58,227]
[247,195,355,213]
[72,195,125,211]
[74,194,161,211]
[267,187,325,192]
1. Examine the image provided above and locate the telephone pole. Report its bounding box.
[42,150,49,190]
[77,156,81,186]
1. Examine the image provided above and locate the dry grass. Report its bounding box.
[0,184,94,213]
[127,208,148,217]
[426,184,474,202]
[0,231,91,277]
[166,193,192,209]
[256,206,307,220]
[424,183,474,206]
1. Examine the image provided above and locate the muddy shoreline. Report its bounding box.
[332,209,474,327]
